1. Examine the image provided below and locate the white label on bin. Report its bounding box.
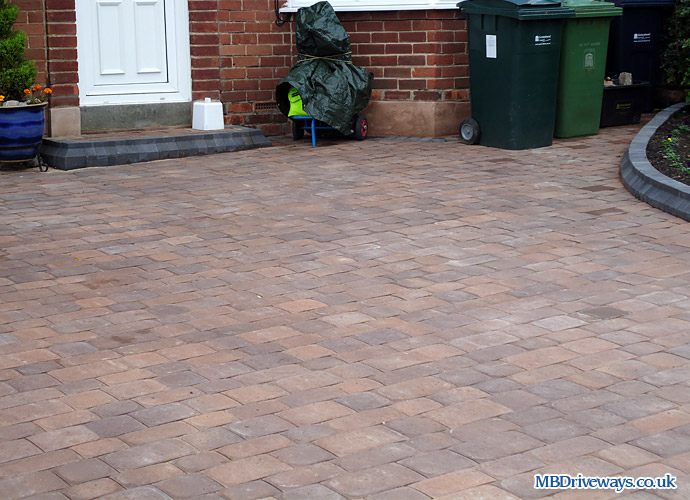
[534,35,552,46]
[633,33,651,43]
[486,35,497,58]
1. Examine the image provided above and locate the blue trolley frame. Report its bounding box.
[291,116,336,147]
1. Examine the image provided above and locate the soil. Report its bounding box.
[646,105,690,185]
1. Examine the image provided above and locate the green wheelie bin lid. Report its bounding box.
[458,0,575,20]
[561,0,621,17]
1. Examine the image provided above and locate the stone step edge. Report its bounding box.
[40,126,272,171]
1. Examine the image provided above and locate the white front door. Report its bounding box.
[76,0,191,105]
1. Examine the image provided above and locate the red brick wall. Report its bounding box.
[342,11,468,103]
[190,0,222,101]
[15,0,469,134]
[219,6,469,135]
[218,0,296,135]
[45,0,78,107]
[13,0,47,86]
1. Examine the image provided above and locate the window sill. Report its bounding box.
[280,3,459,12]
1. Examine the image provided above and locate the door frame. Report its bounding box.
[75,0,192,106]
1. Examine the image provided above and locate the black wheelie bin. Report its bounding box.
[458,0,574,150]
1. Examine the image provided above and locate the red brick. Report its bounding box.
[246,44,272,56]
[356,21,384,31]
[45,0,74,9]
[413,19,444,30]
[442,42,466,53]
[399,31,427,43]
[189,10,217,21]
[384,67,412,79]
[415,91,441,101]
[412,67,442,78]
[372,31,399,43]
[385,44,413,55]
[373,78,398,90]
[47,35,77,47]
[413,43,444,53]
[383,20,412,31]
[443,66,468,77]
[190,22,218,33]
[51,96,78,106]
[232,56,260,67]
[425,78,456,89]
[233,33,258,44]
[189,0,217,8]
[191,34,220,45]
[218,0,242,7]
[349,33,372,44]
[50,60,78,72]
[371,55,398,66]
[192,68,221,80]
[444,89,468,100]
[49,72,78,84]
[246,90,272,101]
[398,79,427,90]
[47,23,76,35]
[383,91,411,100]
[48,48,77,60]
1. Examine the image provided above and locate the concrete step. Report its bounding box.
[40,125,271,170]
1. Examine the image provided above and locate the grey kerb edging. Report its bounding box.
[620,102,690,222]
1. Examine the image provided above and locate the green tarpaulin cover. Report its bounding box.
[276,1,374,135]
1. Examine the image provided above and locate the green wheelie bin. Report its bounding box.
[459,0,574,150]
[554,0,622,138]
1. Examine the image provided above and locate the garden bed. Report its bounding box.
[646,105,690,185]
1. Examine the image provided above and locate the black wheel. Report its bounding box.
[292,120,304,140]
[459,118,480,145]
[354,115,368,141]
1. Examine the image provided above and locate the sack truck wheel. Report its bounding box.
[292,120,304,140]
[354,115,368,141]
[459,118,480,145]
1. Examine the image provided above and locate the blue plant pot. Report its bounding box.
[0,103,47,162]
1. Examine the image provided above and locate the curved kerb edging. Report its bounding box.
[620,102,690,222]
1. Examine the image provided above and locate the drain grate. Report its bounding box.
[255,102,277,112]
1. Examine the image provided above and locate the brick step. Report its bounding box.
[40,126,271,171]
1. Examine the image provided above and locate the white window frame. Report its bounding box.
[280,0,460,13]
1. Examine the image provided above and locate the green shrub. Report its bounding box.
[0,63,36,99]
[0,0,36,101]
[660,0,690,101]
[0,30,30,68]
[0,0,17,37]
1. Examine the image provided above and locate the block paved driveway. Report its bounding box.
[1,124,689,500]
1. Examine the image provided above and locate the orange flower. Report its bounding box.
[24,89,31,95]
[33,84,42,91]
[44,88,52,94]
[0,95,5,102]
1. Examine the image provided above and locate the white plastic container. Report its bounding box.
[192,98,224,131]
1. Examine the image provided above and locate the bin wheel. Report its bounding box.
[292,120,304,140]
[354,115,368,141]
[459,118,480,145]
